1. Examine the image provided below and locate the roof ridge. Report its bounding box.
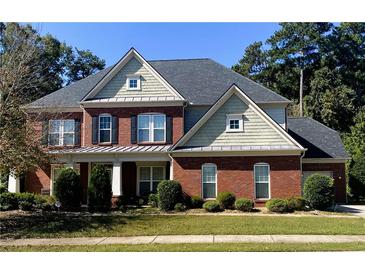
[148,58,210,62]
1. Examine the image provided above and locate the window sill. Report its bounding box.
[226,130,244,133]
[98,143,112,146]
[137,142,167,146]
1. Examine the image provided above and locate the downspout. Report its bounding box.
[300,150,306,195]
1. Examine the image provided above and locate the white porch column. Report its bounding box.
[8,172,20,193]
[112,162,122,196]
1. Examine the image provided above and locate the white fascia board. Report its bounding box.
[170,150,302,157]
[171,84,305,151]
[80,100,184,108]
[24,107,83,113]
[81,48,186,102]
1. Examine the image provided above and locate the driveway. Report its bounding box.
[336,204,365,218]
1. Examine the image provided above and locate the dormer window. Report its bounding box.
[226,114,243,132]
[127,75,141,90]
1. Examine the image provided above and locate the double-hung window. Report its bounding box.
[138,166,165,196]
[254,163,270,199]
[99,114,112,143]
[202,164,217,199]
[138,114,166,143]
[49,120,75,146]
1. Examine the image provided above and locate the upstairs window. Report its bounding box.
[138,114,166,143]
[99,114,112,143]
[127,75,141,90]
[48,120,75,146]
[226,114,243,132]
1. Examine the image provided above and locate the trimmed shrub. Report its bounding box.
[235,198,254,212]
[203,200,222,212]
[303,174,334,210]
[190,196,204,209]
[88,165,112,212]
[34,195,56,211]
[287,197,306,211]
[266,199,289,213]
[157,180,182,211]
[0,183,7,194]
[217,192,236,209]
[0,192,18,211]
[174,203,186,212]
[54,168,82,210]
[148,193,159,208]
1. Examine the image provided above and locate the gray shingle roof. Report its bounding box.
[288,117,349,159]
[27,58,289,108]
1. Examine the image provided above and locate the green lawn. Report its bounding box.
[1,242,365,252]
[1,213,364,239]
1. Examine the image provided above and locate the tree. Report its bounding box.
[88,164,112,212]
[54,168,82,209]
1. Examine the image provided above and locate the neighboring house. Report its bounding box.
[8,48,349,205]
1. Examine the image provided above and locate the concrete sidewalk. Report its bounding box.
[1,235,365,246]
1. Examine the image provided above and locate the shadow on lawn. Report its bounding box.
[0,212,141,239]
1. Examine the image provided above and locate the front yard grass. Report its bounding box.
[1,242,365,252]
[1,212,364,239]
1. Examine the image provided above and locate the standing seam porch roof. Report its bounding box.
[26,58,290,109]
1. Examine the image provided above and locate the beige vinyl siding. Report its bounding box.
[94,57,174,99]
[185,94,291,147]
[261,106,286,128]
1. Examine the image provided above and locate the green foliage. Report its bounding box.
[286,197,306,211]
[157,180,182,211]
[0,192,18,211]
[303,174,334,210]
[217,192,236,209]
[174,203,186,212]
[349,154,365,200]
[54,168,82,210]
[235,198,254,212]
[266,199,290,213]
[148,193,159,208]
[203,200,222,212]
[190,196,204,209]
[0,192,55,211]
[88,165,112,212]
[0,183,7,194]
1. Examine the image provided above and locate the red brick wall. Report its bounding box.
[173,156,302,202]
[303,163,347,203]
[24,165,51,194]
[83,106,184,146]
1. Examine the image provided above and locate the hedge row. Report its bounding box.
[0,192,56,211]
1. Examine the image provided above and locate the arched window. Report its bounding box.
[254,163,270,199]
[99,114,112,143]
[202,163,217,199]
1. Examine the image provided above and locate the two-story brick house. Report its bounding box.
[8,48,349,205]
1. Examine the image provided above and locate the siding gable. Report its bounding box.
[185,94,291,147]
[94,57,175,99]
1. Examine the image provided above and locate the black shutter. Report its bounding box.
[131,115,137,144]
[92,116,98,144]
[41,120,49,145]
[74,119,81,146]
[112,116,118,144]
[166,115,173,144]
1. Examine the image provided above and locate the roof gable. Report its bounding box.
[81,48,185,103]
[172,84,304,151]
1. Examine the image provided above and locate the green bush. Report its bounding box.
[34,195,56,211]
[174,202,186,212]
[0,192,18,211]
[203,200,222,212]
[157,180,182,211]
[287,197,306,211]
[190,195,204,208]
[303,174,334,210]
[88,164,112,212]
[0,183,7,194]
[217,192,236,209]
[266,199,289,213]
[349,154,365,201]
[19,200,33,211]
[54,168,82,210]
[235,198,254,212]
[148,193,159,208]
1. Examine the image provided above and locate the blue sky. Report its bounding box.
[33,23,280,67]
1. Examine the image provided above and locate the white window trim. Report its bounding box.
[226,114,244,132]
[98,113,112,144]
[126,75,141,91]
[48,119,75,147]
[137,113,166,143]
[137,166,165,196]
[254,163,271,200]
[201,163,217,200]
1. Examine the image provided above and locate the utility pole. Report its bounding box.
[299,50,304,117]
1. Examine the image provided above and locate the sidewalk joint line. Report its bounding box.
[150,235,158,244]
[96,237,108,245]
